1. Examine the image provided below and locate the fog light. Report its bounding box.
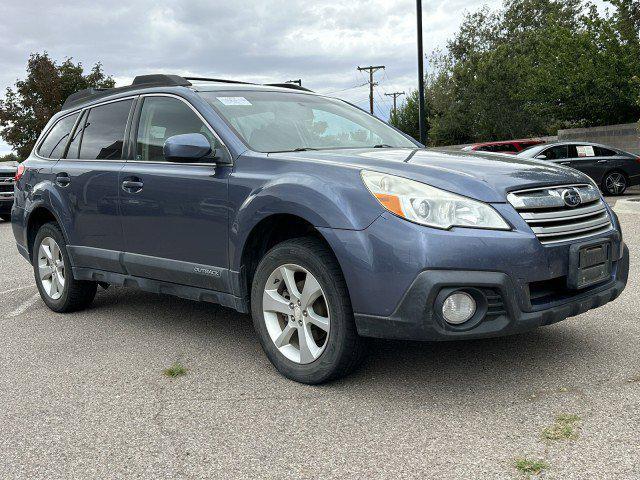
[442,291,476,325]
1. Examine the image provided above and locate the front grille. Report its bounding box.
[507,184,612,245]
[0,177,14,194]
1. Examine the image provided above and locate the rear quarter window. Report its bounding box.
[37,113,79,158]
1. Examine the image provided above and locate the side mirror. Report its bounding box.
[536,154,547,160]
[163,133,212,163]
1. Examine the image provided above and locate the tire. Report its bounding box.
[251,237,365,384]
[601,171,627,196]
[32,222,97,313]
[0,214,11,222]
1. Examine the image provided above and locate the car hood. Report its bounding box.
[274,148,590,203]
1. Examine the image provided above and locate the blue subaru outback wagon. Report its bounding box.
[12,74,629,383]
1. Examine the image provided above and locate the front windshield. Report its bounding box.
[200,90,417,153]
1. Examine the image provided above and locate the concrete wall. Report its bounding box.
[558,123,640,155]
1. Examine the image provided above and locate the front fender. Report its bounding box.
[228,157,383,271]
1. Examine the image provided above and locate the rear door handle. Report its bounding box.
[122,178,144,193]
[55,173,71,187]
[559,161,571,166]
[597,159,609,164]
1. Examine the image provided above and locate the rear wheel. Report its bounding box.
[251,237,365,384]
[602,171,627,196]
[33,222,97,312]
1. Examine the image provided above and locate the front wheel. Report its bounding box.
[602,171,627,196]
[251,237,365,384]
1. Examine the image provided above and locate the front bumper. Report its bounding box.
[355,244,628,341]
[0,193,13,214]
[320,204,628,342]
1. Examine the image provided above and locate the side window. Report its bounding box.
[575,145,596,158]
[538,145,568,160]
[595,146,617,157]
[136,96,219,162]
[37,113,79,158]
[65,111,87,159]
[78,100,133,160]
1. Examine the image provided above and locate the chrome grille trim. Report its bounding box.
[507,184,613,245]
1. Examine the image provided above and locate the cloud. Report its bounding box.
[0,0,516,153]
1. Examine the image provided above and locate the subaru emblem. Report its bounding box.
[562,188,582,207]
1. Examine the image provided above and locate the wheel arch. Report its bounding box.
[237,213,347,306]
[25,205,68,260]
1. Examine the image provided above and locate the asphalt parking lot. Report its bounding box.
[1,203,639,479]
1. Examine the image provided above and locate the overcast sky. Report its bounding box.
[0,0,607,155]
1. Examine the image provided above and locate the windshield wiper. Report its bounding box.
[292,147,319,152]
[372,144,394,148]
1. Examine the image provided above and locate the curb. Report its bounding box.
[613,197,640,214]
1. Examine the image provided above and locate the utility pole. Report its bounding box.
[287,79,302,86]
[416,0,427,145]
[384,92,405,118]
[357,65,385,115]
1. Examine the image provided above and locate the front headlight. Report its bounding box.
[361,170,510,230]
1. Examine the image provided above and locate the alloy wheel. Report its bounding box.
[605,172,626,195]
[38,236,65,300]
[262,263,330,364]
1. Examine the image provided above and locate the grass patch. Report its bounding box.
[542,414,581,441]
[163,363,187,378]
[515,458,548,476]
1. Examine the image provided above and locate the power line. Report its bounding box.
[321,82,369,95]
[356,65,385,114]
[384,92,406,117]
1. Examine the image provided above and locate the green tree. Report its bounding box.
[0,53,114,159]
[0,153,20,163]
[394,0,640,146]
[390,90,431,142]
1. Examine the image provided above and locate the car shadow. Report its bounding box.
[91,286,605,401]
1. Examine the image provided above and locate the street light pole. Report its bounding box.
[416,0,427,145]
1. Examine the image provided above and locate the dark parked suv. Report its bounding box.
[0,161,17,221]
[12,75,629,383]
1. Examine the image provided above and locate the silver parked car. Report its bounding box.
[518,142,640,196]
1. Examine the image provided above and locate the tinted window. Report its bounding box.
[37,113,79,158]
[79,100,132,160]
[595,146,617,157]
[538,145,568,160]
[479,144,517,152]
[65,111,87,159]
[136,96,219,162]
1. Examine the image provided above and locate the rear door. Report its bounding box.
[51,98,134,272]
[565,145,602,181]
[118,94,231,292]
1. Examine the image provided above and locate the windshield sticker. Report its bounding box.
[149,126,166,139]
[577,145,595,157]
[217,96,252,106]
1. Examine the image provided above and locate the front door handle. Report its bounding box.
[55,173,71,187]
[559,161,571,166]
[122,178,144,193]
[597,159,609,164]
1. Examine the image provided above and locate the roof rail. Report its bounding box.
[61,74,315,110]
[184,76,254,85]
[131,74,192,87]
[264,83,314,92]
[62,74,193,109]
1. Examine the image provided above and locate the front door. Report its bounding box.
[51,98,134,272]
[119,94,231,292]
